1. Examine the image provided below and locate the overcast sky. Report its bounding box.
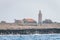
[0,0,60,22]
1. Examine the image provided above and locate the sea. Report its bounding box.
[0,34,60,40]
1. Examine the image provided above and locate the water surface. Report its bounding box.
[0,34,60,40]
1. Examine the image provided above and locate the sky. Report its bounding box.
[0,0,60,23]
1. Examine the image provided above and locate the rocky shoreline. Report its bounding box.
[0,28,60,35]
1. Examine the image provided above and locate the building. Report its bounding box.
[43,19,53,24]
[38,10,42,25]
[23,18,37,26]
[1,21,6,23]
[14,19,23,26]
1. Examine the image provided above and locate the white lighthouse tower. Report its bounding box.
[38,10,42,25]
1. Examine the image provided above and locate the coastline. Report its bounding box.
[0,33,60,36]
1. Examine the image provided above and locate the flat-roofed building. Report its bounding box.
[14,19,23,26]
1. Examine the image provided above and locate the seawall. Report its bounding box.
[0,23,60,30]
[0,23,60,34]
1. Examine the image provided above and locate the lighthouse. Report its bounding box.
[38,10,42,25]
